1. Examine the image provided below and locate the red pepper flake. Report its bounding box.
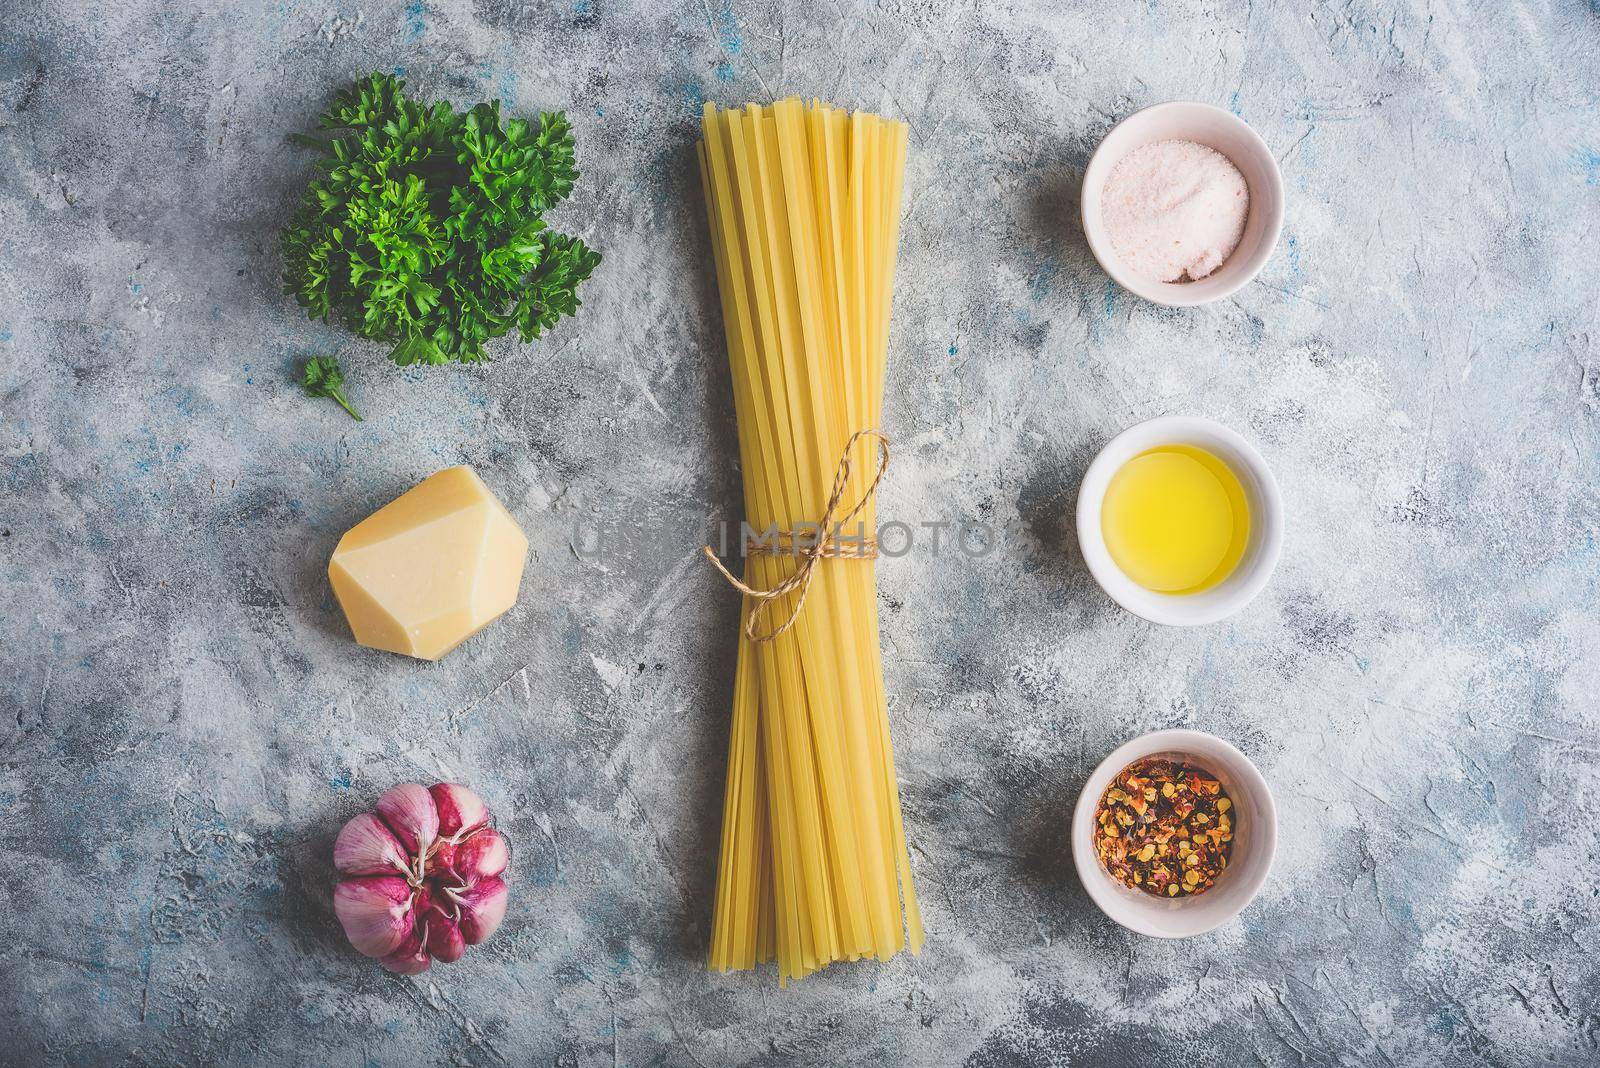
[1093,757,1235,898]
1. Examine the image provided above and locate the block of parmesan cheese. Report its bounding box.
[328,466,528,661]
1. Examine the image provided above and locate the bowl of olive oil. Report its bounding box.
[1076,416,1282,626]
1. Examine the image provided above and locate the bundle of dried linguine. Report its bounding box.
[696,98,921,984]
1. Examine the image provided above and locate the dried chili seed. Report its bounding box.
[1091,756,1237,899]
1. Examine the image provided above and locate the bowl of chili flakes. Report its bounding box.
[1071,729,1276,937]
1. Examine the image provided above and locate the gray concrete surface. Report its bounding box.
[3,0,1598,1064]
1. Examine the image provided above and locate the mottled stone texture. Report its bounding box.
[1,0,1597,1064]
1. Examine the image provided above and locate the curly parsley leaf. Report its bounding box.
[301,355,362,421]
[281,72,600,367]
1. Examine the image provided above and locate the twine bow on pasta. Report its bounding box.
[702,429,891,642]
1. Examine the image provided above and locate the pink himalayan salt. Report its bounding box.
[1101,139,1249,283]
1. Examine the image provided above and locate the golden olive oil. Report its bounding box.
[1100,444,1250,594]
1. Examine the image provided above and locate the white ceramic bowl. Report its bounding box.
[1072,729,1276,938]
[1076,415,1282,626]
[1081,101,1284,306]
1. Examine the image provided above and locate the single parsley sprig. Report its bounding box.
[280,72,601,367]
[301,355,362,421]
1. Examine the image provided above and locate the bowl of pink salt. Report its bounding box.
[1081,101,1283,307]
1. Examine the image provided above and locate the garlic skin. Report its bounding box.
[380,922,432,974]
[375,783,440,857]
[334,876,416,957]
[424,901,467,964]
[334,813,411,876]
[453,828,509,882]
[452,877,509,945]
[333,781,511,971]
[426,838,459,880]
[429,782,489,841]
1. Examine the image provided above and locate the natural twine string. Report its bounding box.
[702,428,890,642]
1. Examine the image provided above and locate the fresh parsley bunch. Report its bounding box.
[281,73,601,366]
